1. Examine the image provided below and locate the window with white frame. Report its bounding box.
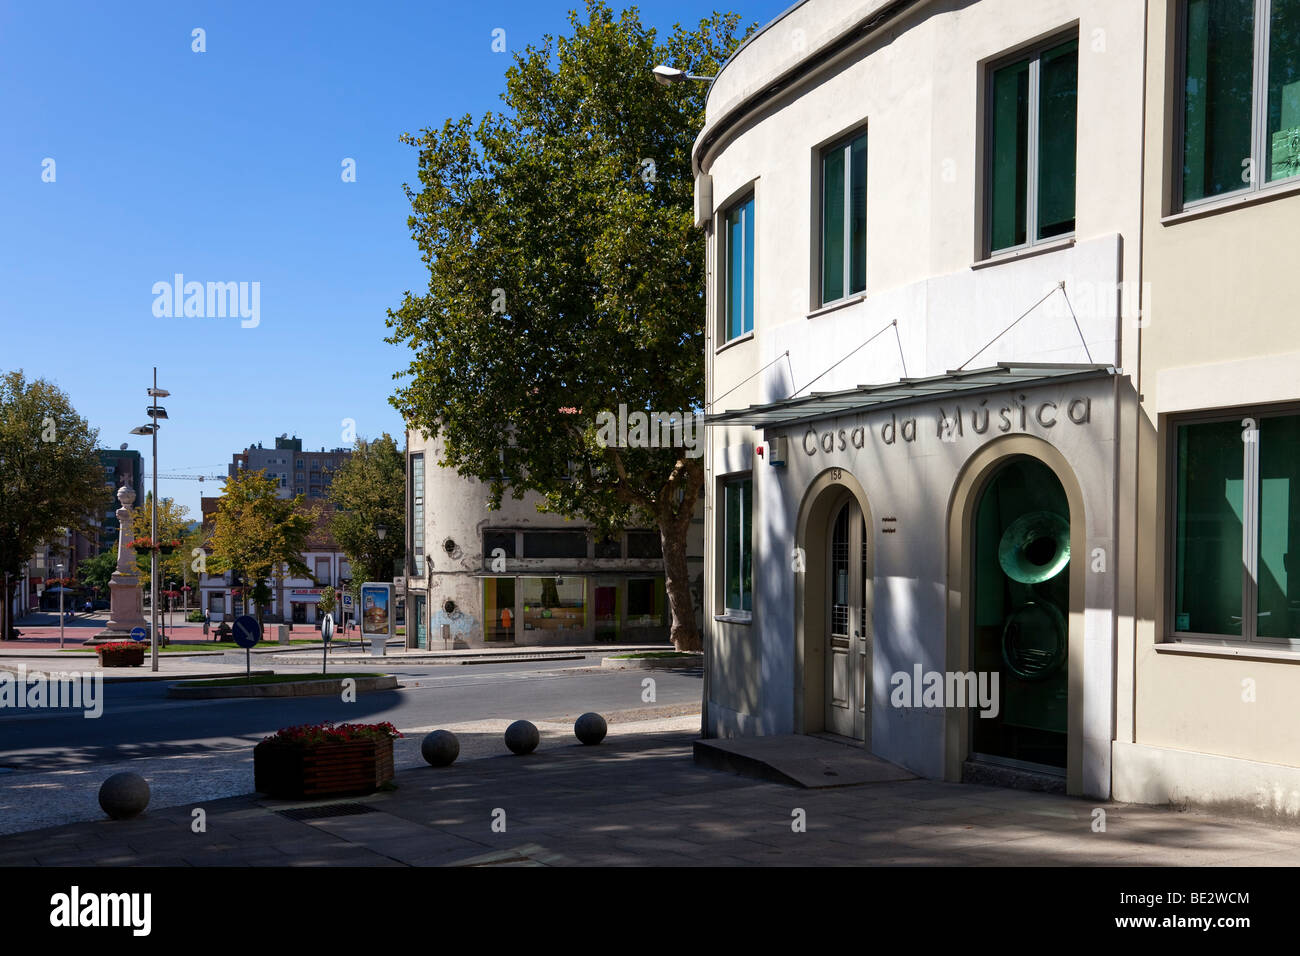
[819,131,867,304]
[986,35,1078,254]
[1171,409,1300,642]
[722,192,754,340]
[1179,0,1300,207]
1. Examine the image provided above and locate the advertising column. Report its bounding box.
[360,582,394,657]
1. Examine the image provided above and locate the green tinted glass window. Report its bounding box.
[725,196,754,340]
[1257,415,1300,637]
[1037,40,1078,239]
[1183,0,1256,202]
[989,60,1029,252]
[1267,0,1300,182]
[724,477,752,612]
[820,132,866,303]
[1175,420,1244,636]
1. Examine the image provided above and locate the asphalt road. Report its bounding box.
[0,655,703,772]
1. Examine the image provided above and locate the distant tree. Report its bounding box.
[386,2,749,649]
[0,371,106,639]
[317,584,336,621]
[207,469,316,629]
[326,435,405,586]
[78,546,118,596]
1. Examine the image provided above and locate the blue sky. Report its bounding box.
[0,0,789,517]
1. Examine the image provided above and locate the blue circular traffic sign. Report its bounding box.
[232,615,261,649]
[129,626,148,643]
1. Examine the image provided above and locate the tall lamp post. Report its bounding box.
[130,367,169,673]
[55,562,65,650]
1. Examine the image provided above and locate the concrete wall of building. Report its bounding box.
[698,0,1146,797]
[1110,0,1300,817]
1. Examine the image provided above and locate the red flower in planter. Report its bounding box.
[97,641,142,653]
[263,722,403,745]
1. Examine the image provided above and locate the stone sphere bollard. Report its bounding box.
[504,719,540,755]
[421,730,460,767]
[574,712,608,745]
[98,772,150,820]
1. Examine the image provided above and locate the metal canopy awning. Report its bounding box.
[706,363,1117,429]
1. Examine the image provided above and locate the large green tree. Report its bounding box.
[0,371,106,639]
[386,2,747,650]
[207,469,315,628]
[326,434,405,588]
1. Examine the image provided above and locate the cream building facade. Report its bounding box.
[699,0,1155,802]
[1111,0,1300,819]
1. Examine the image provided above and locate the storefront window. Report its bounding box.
[483,576,515,642]
[522,577,587,637]
[593,582,619,642]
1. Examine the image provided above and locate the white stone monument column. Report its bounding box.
[90,484,149,644]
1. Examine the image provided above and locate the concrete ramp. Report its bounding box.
[693,734,917,789]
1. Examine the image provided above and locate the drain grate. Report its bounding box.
[276,802,380,821]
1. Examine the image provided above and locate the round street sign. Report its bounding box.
[129,626,148,643]
[321,614,335,643]
[232,615,261,649]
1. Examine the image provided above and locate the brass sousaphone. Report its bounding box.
[997,511,1070,584]
[997,511,1070,681]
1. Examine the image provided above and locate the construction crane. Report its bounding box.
[157,473,225,484]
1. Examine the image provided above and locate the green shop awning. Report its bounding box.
[706,363,1117,429]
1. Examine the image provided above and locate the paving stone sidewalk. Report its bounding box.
[3,730,1300,867]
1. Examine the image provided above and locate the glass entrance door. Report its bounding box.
[971,457,1070,769]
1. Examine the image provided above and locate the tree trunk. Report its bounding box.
[0,575,9,642]
[657,459,705,652]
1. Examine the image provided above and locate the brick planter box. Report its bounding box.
[254,737,395,799]
[97,646,145,668]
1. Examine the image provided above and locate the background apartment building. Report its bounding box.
[228,434,349,500]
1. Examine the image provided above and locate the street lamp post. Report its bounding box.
[131,368,169,672]
[56,562,64,649]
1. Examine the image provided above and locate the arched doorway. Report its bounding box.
[944,437,1086,794]
[970,457,1070,770]
[826,496,868,739]
[794,469,873,743]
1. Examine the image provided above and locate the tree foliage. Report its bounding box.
[0,370,106,637]
[326,434,406,587]
[130,493,195,588]
[386,2,750,648]
[207,469,316,624]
